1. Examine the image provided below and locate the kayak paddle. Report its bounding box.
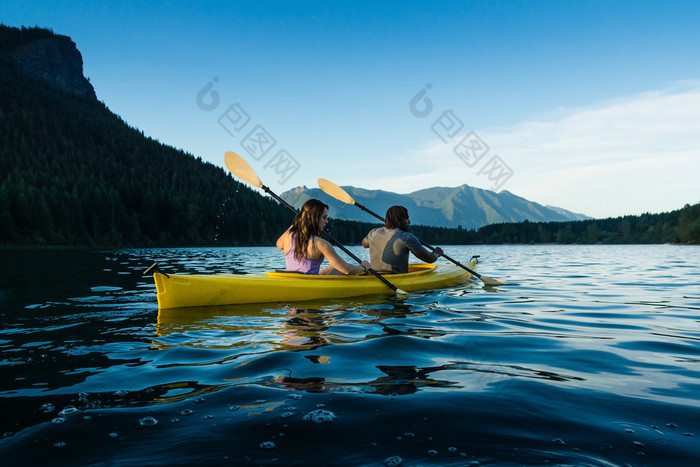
[224,151,408,295]
[317,177,505,286]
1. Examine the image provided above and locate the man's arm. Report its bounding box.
[361,228,375,248]
[406,233,443,263]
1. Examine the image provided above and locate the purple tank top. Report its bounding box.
[285,234,325,274]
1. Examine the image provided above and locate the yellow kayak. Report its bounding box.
[153,261,476,310]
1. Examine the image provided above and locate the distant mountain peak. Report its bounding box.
[284,185,308,195]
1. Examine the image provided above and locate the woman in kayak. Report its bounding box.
[362,205,443,274]
[276,198,371,275]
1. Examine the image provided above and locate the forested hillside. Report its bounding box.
[0,25,291,247]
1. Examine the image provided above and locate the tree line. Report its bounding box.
[324,203,699,246]
[0,25,55,53]
[1,25,698,248]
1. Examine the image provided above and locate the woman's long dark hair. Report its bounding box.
[289,199,328,260]
[385,205,409,230]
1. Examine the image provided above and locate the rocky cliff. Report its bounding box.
[1,26,96,99]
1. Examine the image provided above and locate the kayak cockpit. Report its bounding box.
[264,263,436,279]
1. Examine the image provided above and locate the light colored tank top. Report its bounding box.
[285,233,325,274]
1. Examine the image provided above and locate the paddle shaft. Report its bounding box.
[259,184,401,293]
[351,201,487,280]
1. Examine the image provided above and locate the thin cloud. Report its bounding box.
[362,81,700,218]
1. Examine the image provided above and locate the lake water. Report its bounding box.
[1,244,699,465]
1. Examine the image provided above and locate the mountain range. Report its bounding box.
[281,184,591,229]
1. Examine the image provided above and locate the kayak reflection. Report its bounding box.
[153,296,418,353]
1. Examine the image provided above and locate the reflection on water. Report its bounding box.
[1,245,699,465]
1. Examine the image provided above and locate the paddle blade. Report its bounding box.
[225,151,263,188]
[318,178,356,205]
[480,276,505,286]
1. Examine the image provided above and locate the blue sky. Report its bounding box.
[4,0,700,218]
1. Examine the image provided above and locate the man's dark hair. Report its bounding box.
[385,205,409,230]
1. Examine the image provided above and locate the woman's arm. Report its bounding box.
[315,237,369,275]
[276,228,292,251]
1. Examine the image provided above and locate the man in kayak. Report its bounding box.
[277,198,371,275]
[362,205,443,274]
